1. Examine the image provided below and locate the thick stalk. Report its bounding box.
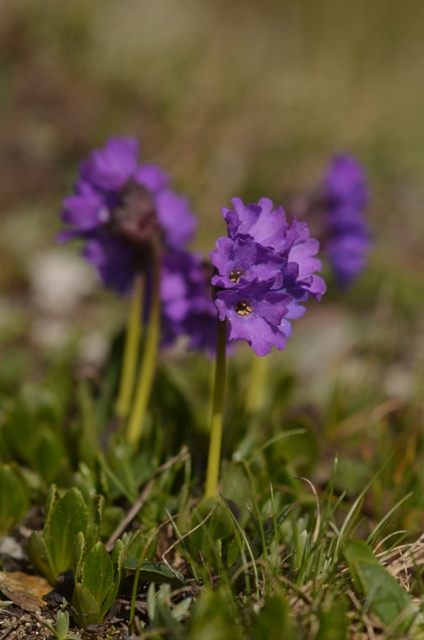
[205,319,227,498]
[115,274,144,419]
[126,256,161,448]
[246,353,268,414]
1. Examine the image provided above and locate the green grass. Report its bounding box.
[2,311,424,637]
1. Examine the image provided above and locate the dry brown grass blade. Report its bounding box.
[106,447,190,551]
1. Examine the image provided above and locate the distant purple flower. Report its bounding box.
[80,137,139,191]
[211,197,326,355]
[324,155,368,211]
[323,154,371,288]
[58,136,196,293]
[161,250,218,353]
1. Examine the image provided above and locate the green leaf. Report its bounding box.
[316,596,347,640]
[227,537,243,567]
[221,463,251,527]
[188,586,243,640]
[191,497,234,542]
[343,539,417,634]
[27,531,57,586]
[0,463,29,536]
[85,494,104,550]
[100,505,125,539]
[111,538,126,579]
[1,385,61,467]
[45,484,57,520]
[81,542,114,607]
[225,504,295,583]
[147,583,183,631]
[124,559,184,589]
[73,531,86,580]
[123,529,158,562]
[55,609,70,640]
[33,427,66,484]
[72,583,101,629]
[44,488,89,577]
[294,529,308,571]
[253,588,291,640]
[100,539,125,618]
[188,496,234,567]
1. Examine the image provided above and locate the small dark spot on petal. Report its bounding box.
[229,267,245,283]
[235,300,252,316]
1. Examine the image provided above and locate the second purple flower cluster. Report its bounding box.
[58,136,197,295]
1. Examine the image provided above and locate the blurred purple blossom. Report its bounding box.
[58,136,196,294]
[323,154,371,288]
[161,250,217,353]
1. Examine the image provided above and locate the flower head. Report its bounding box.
[211,197,326,356]
[324,154,369,211]
[323,154,371,288]
[58,136,196,294]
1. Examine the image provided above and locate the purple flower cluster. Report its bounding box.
[58,136,219,351]
[210,198,326,356]
[323,154,371,288]
[58,136,197,294]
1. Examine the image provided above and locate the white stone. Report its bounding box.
[30,250,96,315]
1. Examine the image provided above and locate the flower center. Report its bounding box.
[110,182,164,250]
[235,300,252,316]
[229,267,245,283]
[98,207,110,223]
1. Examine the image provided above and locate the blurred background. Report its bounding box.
[2,0,424,487]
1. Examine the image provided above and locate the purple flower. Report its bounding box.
[58,136,197,294]
[82,234,138,296]
[161,250,218,353]
[61,182,108,231]
[286,221,327,301]
[324,154,368,211]
[323,154,371,288]
[219,198,325,300]
[222,197,297,255]
[211,197,326,355]
[210,236,287,290]
[215,279,292,357]
[80,137,139,191]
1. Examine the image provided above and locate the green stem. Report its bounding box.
[116,274,144,419]
[126,256,161,449]
[246,353,268,414]
[205,319,227,498]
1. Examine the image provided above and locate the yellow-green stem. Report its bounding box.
[126,256,161,449]
[246,353,268,414]
[115,274,144,419]
[205,319,227,498]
